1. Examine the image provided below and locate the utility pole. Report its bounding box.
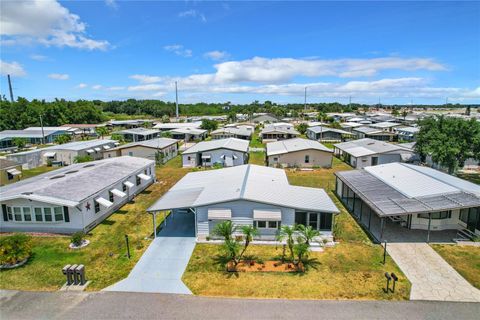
[349,96,352,109]
[39,114,45,145]
[175,81,179,120]
[304,87,307,112]
[7,74,14,102]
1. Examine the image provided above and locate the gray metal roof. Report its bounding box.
[307,126,352,135]
[117,128,159,136]
[43,139,116,151]
[211,127,253,137]
[335,163,480,216]
[266,138,332,156]
[260,123,300,135]
[182,138,249,154]
[107,138,178,151]
[0,129,67,140]
[0,156,154,207]
[148,164,339,213]
[334,138,406,157]
[153,122,202,130]
[352,126,383,134]
[0,159,20,169]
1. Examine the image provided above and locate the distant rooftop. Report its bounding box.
[117,128,159,136]
[266,138,332,156]
[183,138,249,154]
[334,138,407,157]
[307,126,352,135]
[108,138,178,151]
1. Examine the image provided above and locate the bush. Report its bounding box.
[71,231,85,247]
[0,234,33,266]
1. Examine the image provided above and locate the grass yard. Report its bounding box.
[457,172,480,185]
[21,166,58,180]
[249,151,266,165]
[249,129,264,148]
[183,243,410,300]
[0,156,190,291]
[431,244,480,289]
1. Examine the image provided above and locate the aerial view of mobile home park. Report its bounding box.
[0,1,479,319]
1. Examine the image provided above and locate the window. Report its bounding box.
[54,207,64,221]
[255,221,280,229]
[417,211,452,219]
[122,183,127,192]
[144,169,148,175]
[95,201,100,213]
[305,155,310,163]
[460,208,469,223]
[256,221,267,228]
[187,156,191,161]
[13,207,22,221]
[7,206,13,220]
[268,221,280,229]
[23,207,32,221]
[273,157,278,162]
[136,176,141,186]
[44,208,52,221]
[109,191,114,203]
[35,208,43,221]
[128,151,133,156]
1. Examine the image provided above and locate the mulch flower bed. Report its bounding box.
[227,260,304,273]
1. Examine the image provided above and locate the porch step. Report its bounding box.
[455,228,476,242]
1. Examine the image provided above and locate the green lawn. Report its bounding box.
[431,244,480,289]
[249,129,264,148]
[249,151,265,165]
[21,166,58,180]
[0,156,190,291]
[457,172,480,185]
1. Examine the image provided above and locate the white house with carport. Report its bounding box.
[147,164,339,241]
[169,128,207,142]
[210,127,253,140]
[116,128,160,142]
[103,138,178,164]
[153,121,202,131]
[266,138,333,168]
[334,138,417,169]
[0,156,155,234]
[394,126,420,141]
[306,126,353,142]
[260,123,300,142]
[335,162,480,242]
[182,138,249,168]
[352,126,398,142]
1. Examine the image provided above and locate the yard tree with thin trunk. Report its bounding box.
[296,123,308,135]
[96,126,109,139]
[276,225,296,262]
[238,225,259,259]
[12,137,27,149]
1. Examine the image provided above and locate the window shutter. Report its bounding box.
[2,204,7,221]
[63,206,70,222]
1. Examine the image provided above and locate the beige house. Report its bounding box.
[266,138,333,168]
[0,159,22,186]
[104,138,178,164]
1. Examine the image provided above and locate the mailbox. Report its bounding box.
[74,264,86,285]
[62,264,73,285]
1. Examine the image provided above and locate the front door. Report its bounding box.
[467,208,479,232]
[371,157,379,166]
[307,212,319,229]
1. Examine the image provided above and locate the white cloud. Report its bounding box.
[0,0,109,50]
[129,74,162,84]
[30,54,48,61]
[164,44,192,57]
[76,83,88,89]
[128,84,165,92]
[105,0,118,9]
[92,85,103,90]
[204,50,230,61]
[0,60,27,77]
[178,9,206,23]
[105,86,125,91]
[48,73,69,80]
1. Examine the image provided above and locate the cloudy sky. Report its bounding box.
[0,0,479,104]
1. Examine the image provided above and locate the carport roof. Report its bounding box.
[148,164,339,213]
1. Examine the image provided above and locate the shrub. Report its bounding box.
[0,234,33,265]
[71,231,85,247]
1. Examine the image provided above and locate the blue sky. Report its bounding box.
[1,0,479,104]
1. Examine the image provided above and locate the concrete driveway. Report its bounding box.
[105,212,196,294]
[386,243,480,302]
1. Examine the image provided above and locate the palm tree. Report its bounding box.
[212,220,237,241]
[293,242,310,269]
[276,225,296,262]
[95,126,109,139]
[238,225,259,259]
[296,224,321,246]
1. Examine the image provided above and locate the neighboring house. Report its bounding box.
[306,126,353,142]
[335,162,480,242]
[210,127,253,140]
[339,122,364,132]
[0,159,22,186]
[107,119,153,128]
[334,138,417,169]
[61,124,103,136]
[368,121,403,132]
[103,138,178,164]
[182,138,249,168]
[7,139,117,168]
[116,128,160,142]
[147,164,339,240]
[0,156,155,234]
[169,128,207,142]
[266,138,333,168]
[260,123,300,142]
[394,126,420,142]
[252,114,280,123]
[352,126,398,142]
[153,121,202,131]
[0,127,72,149]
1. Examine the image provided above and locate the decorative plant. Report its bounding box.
[276,225,296,262]
[0,234,32,265]
[71,231,85,247]
[296,224,321,246]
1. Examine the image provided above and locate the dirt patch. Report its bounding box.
[228,260,303,273]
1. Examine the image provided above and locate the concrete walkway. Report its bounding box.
[386,243,480,302]
[105,212,196,294]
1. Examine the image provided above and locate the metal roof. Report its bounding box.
[352,126,383,134]
[334,138,406,157]
[336,163,480,216]
[169,128,207,135]
[148,164,339,213]
[307,126,352,135]
[260,123,300,135]
[153,121,202,130]
[0,159,20,169]
[0,129,67,140]
[42,139,116,151]
[369,122,402,129]
[182,138,249,154]
[107,138,178,151]
[117,128,159,136]
[266,138,332,156]
[211,127,253,137]
[0,156,154,207]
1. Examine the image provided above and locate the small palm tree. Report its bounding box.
[276,225,296,262]
[212,220,237,241]
[95,126,109,139]
[293,242,310,269]
[296,224,321,246]
[239,225,259,259]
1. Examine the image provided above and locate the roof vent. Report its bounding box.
[21,192,33,195]
[83,164,95,168]
[65,170,78,174]
[50,174,65,179]
[367,142,375,145]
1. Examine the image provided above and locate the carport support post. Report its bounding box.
[427,212,432,243]
[193,208,198,238]
[380,217,385,241]
[153,212,157,239]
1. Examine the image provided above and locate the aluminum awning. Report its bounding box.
[103,145,111,150]
[110,188,126,198]
[137,173,151,181]
[123,181,134,188]
[201,154,211,159]
[253,209,282,221]
[86,149,95,153]
[95,197,113,208]
[94,147,102,152]
[43,152,56,157]
[208,208,232,220]
[6,168,21,176]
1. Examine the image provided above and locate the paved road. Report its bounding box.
[1,290,479,320]
[386,243,480,302]
[105,212,196,294]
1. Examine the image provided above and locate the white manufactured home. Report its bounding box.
[266,138,333,168]
[0,157,155,234]
[335,163,480,242]
[147,165,339,240]
[182,138,249,168]
[103,138,178,164]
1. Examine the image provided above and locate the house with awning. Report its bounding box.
[147,164,339,240]
[0,159,22,186]
[181,138,249,168]
[0,156,155,234]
